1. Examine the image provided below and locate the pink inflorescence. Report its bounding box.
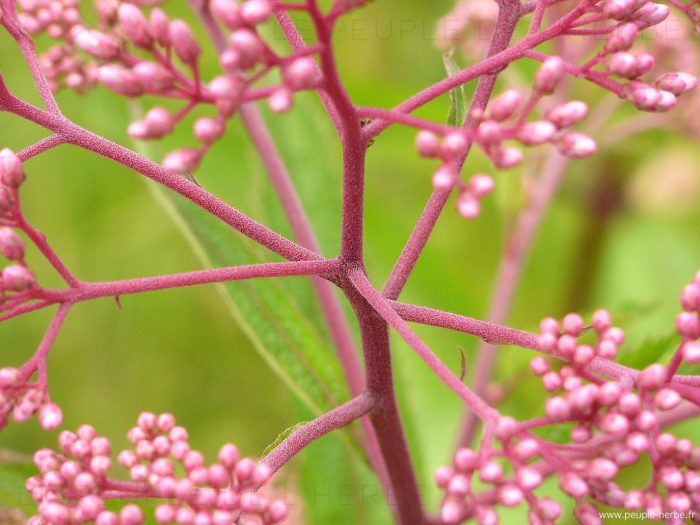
[435,270,700,524]
[26,412,288,525]
[17,0,320,175]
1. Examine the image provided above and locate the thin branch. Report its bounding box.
[0,87,318,264]
[49,260,341,303]
[381,0,522,301]
[351,270,499,423]
[262,392,376,475]
[391,300,700,389]
[16,211,80,287]
[17,134,64,161]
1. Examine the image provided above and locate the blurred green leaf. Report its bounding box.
[443,50,468,127]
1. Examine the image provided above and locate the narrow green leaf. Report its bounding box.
[443,50,468,127]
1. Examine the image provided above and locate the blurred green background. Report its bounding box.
[1,0,700,523]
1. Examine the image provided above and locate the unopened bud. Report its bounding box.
[0,149,26,188]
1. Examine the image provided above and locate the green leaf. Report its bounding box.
[443,50,468,127]
[262,420,309,457]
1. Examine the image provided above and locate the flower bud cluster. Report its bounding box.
[435,428,562,524]
[530,307,700,522]
[678,270,700,363]
[0,367,62,430]
[17,0,323,177]
[0,149,37,300]
[588,4,699,112]
[26,413,289,525]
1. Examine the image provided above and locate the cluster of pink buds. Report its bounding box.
[0,366,63,430]
[0,149,37,300]
[679,270,700,362]
[476,58,597,167]
[15,0,322,176]
[435,426,562,524]
[26,413,289,525]
[585,2,699,112]
[17,0,80,39]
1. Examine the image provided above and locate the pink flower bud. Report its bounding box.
[415,131,440,157]
[571,424,592,443]
[517,120,557,145]
[546,396,570,421]
[535,56,565,94]
[433,165,456,189]
[517,466,543,489]
[240,0,272,25]
[680,283,700,311]
[194,118,225,144]
[635,409,656,430]
[442,132,468,156]
[469,174,495,197]
[435,466,454,487]
[74,29,120,59]
[574,344,595,365]
[654,388,681,410]
[0,149,26,188]
[39,403,63,430]
[132,62,174,92]
[540,317,560,334]
[631,2,669,29]
[499,484,524,506]
[170,20,201,64]
[560,473,589,498]
[625,82,661,111]
[598,382,621,406]
[656,72,698,96]
[557,132,596,159]
[489,89,522,121]
[448,450,475,475]
[218,443,239,468]
[145,106,176,136]
[477,119,502,145]
[652,90,677,112]
[150,8,171,47]
[542,371,562,391]
[491,146,522,169]
[230,28,264,69]
[0,367,19,388]
[561,313,583,335]
[592,309,612,332]
[0,227,25,260]
[530,356,549,376]
[683,341,700,364]
[2,264,35,291]
[440,498,463,525]
[97,65,143,97]
[639,363,668,389]
[606,22,638,51]
[155,504,176,524]
[546,100,588,129]
[40,502,71,523]
[268,87,293,113]
[118,4,152,47]
[676,312,700,338]
[479,460,503,483]
[211,0,242,29]
[590,458,618,480]
[268,500,288,523]
[120,504,144,525]
[447,473,469,496]
[601,0,638,20]
[284,57,318,90]
[537,333,558,352]
[607,52,640,78]
[599,412,630,436]
[475,506,498,525]
[457,193,480,219]
[162,149,202,174]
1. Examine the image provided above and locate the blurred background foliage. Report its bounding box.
[1,0,700,523]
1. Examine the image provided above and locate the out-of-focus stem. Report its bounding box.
[461,152,569,447]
